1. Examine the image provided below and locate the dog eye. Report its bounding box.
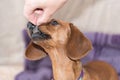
[50,20,59,26]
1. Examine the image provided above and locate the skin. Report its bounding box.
[24,0,68,25]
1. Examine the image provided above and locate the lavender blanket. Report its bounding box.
[15,30,120,80]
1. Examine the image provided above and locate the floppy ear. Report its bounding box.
[25,41,47,60]
[66,23,92,60]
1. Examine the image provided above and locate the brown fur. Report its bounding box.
[25,19,118,80]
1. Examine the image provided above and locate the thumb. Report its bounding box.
[37,9,52,25]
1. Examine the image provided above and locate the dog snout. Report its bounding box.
[32,27,40,34]
[27,22,41,34]
[27,22,36,30]
[31,27,41,40]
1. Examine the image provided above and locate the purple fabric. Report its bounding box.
[15,57,53,80]
[15,30,120,80]
[84,32,120,74]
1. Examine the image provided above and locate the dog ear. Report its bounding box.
[25,41,47,60]
[66,23,92,60]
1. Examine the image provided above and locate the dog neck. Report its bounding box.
[45,47,82,80]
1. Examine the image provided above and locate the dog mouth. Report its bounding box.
[31,30,51,41]
[27,22,51,41]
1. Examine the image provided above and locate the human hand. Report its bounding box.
[24,0,68,25]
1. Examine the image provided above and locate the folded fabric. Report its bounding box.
[84,32,120,74]
[15,57,53,80]
[15,30,120,80]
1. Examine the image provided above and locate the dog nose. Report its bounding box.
[33,27,40,34]
[27,22,36,30]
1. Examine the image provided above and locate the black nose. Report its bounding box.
[27,22,40,33]
[32,27,40,34]
[27,22,36,30]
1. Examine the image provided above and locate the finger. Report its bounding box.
[24,7,44,25]
[37,9,52,25]
[23,0,45,25]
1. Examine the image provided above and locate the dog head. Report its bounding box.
[25,19,92,60]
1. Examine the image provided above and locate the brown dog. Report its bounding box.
[25,19,118,80]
